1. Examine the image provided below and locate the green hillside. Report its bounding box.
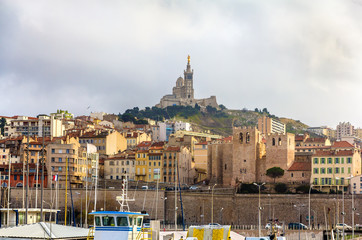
[118,106,309,136]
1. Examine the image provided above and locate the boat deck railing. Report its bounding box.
[87,227,95,240]
[136,227,152,240]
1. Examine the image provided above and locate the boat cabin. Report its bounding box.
[90,211,148,240]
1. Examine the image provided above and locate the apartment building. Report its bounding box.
[104,152,135,181]
[79,130,127,156]
[257,116,286,134]
[311,148,361,192]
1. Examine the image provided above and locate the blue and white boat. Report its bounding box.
[89,180,150,240]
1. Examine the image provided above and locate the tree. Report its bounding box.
[0,118,6,135]
[275,183,288,193]
[266,167,284,182]
[254,108,259,112]
[219,104,226,110]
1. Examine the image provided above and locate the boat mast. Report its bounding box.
[40,125,45,221]
[65,156,68,225]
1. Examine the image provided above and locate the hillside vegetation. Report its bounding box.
[118,105,309,136]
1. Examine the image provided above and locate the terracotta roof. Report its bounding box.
[296,146,330,150]
[136,150,148,153]
[332,141,354,148]
[288,162,311,171]
[314,149,354,157]
[164,146,180,152]
[195,141,208,145]
[151,142,166,147]
[137,141,152,148]
[295,136,304,141]
[222,136,232,142]
[150,146,163,150]
[305,137,327,143]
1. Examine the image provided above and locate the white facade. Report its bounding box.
[90,112,107,120]
[350,175,362,194]
[175,121,191,131]
[99,120,114,128]
[336,122,355,140]
[157,122,167,141]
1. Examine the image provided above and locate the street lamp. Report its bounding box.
[254,182,265,237]
[76,192,82,227]
[211,184,217,224]
[294,204,306,240]
[308,184,314,230]
[219,208,224,224]
[336,177,346,240]
[161,197,167,229]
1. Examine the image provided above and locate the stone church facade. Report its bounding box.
[156,56,218,109]
[208,127,296,186]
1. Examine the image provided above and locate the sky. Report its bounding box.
[1,0,362,128]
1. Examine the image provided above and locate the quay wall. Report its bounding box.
[5,188,362,226]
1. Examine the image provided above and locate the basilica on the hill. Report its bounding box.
[156,56,218,109]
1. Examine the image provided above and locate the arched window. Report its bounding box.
[278,138,282,146]
[239,133,243,143]
[246,132,250,143]
[272,138,276,146]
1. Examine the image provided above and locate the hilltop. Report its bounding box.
[118,105,309,136]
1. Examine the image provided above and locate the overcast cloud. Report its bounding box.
[1,0,362,127]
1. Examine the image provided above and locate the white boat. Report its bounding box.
[89,179,150,240]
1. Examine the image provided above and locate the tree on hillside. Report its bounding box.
[266,167,284,183]
[219,104,226,110]
[0,118,6,135]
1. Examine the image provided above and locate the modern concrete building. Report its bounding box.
[257,116,286,135]
[350,175,362,194]
[336,122,355,140]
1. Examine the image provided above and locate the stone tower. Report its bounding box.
[230,127,262,185]
[182,55,194,99]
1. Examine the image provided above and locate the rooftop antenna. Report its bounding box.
[116,178,134,212]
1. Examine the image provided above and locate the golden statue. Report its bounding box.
[187,55,190,64]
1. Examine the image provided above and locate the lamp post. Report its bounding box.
[76,192,82,227]
[161,197,167,229]
[254,182,265,237]
[294,204,306,240]
[211,184,217,224]
[309,184,313,230]
[219,208,224,224]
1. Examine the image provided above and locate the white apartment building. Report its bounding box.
[4,115,64,137]
[336,122,355,140]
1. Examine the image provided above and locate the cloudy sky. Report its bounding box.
[1,0,362,128]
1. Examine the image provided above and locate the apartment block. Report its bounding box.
[257,116,286,135]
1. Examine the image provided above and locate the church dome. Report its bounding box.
[176,77,184,87]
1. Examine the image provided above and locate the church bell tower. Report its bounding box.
[183,55,194,99]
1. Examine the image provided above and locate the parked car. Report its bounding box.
[355,224,362,230]
[288,222,307,230]
[143,223,150,228]
[141,186,148,190]
[189,185,199,190]
[266,223,282,229]
[335,223,352,231]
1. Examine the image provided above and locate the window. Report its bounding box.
[51,149,55,153]
[321,178,325,185]
[291,173,294,177]
[335,158,339,164]
[272,138,276,146]
[102,216,115,226]
[58,167,62,171]
[314,178,318,185]
[321,158,325,164]
[239,133,243,143]
[51,157,55,162]
[313,168,319,174]
[278,138,281,146]
[66,149,70,154]
[321,168,325,174]
[313,158,318,164]
[327,168,332,174]
[95,217,101,226]
[59,158,62,162]
[335,168,339,174]
[117,217,128,226]
[246,132,250,143]
[328,158,332,164]
[347,158,352,164]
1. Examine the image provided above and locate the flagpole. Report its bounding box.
[35,154,39,209]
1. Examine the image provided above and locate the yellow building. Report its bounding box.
[193,141,208,182]
[148,145,163,182]
[311,148,361,192]
[135,150,148,181]
[124,131,151,149]
[79,130,127,156]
